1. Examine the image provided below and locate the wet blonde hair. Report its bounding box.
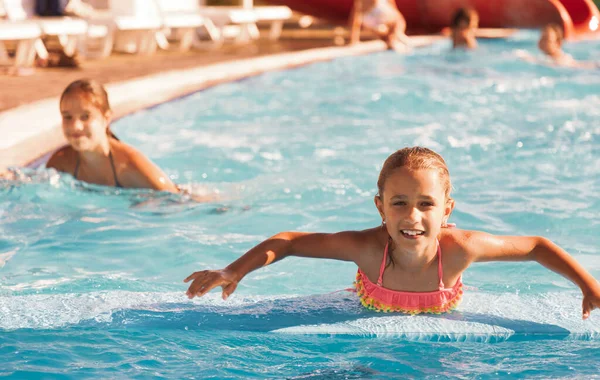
[377,147,452,200]
[60,79,119,141]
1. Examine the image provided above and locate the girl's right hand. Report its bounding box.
[184,269,239,300]
[0,170,15,180]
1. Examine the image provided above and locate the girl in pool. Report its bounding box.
[450,7,479,49]
[537,24,576,66]
[448,7,516,50]
[46,79,179,192]
[184,146,600,318]
[517,24,599,69]
[349,0,410,52]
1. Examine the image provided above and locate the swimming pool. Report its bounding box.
[1,32,600,377]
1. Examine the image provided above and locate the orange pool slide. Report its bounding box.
[269,0,600,39]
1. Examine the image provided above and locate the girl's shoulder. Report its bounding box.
[352,227,388,271]
[439,227,481,249]
[438,227,476,267]
[110,140,152,170]
[439,227,512,267]
[336,227,387,255]
[365,226,389,250]
[109,139,177,192]
[46,146,77,173]
[110,139,139,159]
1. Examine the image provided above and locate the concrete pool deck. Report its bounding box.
[0,36,444,171]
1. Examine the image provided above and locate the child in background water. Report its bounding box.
[449,7,516,50]
[185,147,600,318]
[349,0,410,52]
[518,24,599,68]
[46,79,179,192]
[450,7,479,49]
[538,23,574,65]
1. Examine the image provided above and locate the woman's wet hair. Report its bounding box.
[451,7,478,29]
[60,79,119,141]
[377,147,452,200]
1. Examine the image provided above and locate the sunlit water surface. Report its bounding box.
[1,32,600,378]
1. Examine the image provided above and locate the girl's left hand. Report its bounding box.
[582,289,600,319]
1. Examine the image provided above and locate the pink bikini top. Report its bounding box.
[355,240,463,314]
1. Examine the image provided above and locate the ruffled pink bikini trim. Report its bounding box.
[355,270,463,314]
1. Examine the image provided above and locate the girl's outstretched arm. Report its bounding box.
[184,229,375,300]
[457,231,600,319]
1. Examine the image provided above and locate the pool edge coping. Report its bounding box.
[0,40,394,171]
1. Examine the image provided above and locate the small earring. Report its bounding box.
[381,219,386,226]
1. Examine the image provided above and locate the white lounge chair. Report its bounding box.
[84,0,162,55]
[198,0,292,43]
[0,20,41,69]
[152,0,221,50]
[3,0,88,57]
[197,3,257,44]
[2,0,113,60]
[252,5,292,41]
[77,17,112,59]
[237,0,291,41]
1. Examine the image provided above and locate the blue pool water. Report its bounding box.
[2,33,600,378]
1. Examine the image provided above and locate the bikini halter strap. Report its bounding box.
[377,239,445,289]
[436,240,445,289]
[73,150,122,188]
[376,240,389,286]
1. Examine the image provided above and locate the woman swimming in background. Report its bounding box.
[517,24,599,69]
[185,147,600,318]
[349,0,410,52]
[46,79,179,192]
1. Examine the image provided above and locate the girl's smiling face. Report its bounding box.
[60,92,111,152]
[375,167,454,249]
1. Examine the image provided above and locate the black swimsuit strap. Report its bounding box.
[72,151,122,188]
[108,151,122,188]
[73,156,81,179]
